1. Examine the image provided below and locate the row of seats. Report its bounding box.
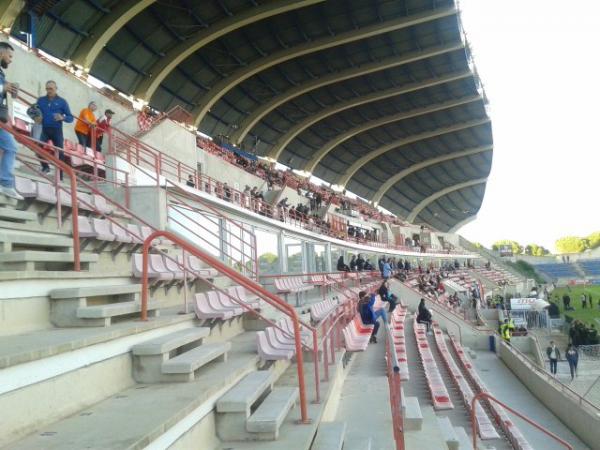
[449,338,533,449]
[256,317,312,360]
[194,286,260,320]
[390,307,409,381]
[79,216,150,247]
[310,274,336,288]
[431,323,499,440]
[413,318,453,410]
[578,259,600,276]
[15,176,114,215]
[310,297,341,323]
[132,253,219,281]
[342,315,373,351]
[274,276,313,296]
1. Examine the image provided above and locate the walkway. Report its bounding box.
[334,339,395,450]
[473,350,590,450]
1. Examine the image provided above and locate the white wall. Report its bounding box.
[140,119,197,169]
[199,150,267,192]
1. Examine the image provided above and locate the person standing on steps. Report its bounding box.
[36,80,73,173]
[500,318,514,345]
[0,42,23,200]
[565,344,579,381]
[547,340,561,377]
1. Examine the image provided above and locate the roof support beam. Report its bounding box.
[372,145,492,203]
[303,93,481,173]
[336,117,491,187]
[448,214,478,233]
[406,178,487,223]
[268,70,472,161]
[191,6,458,127]
[71,0,156,69]
[0,0,24,31]
[135,0,324,100]
[231,42,464,145]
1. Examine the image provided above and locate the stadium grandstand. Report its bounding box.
[0,1,594,449]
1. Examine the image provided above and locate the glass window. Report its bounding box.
[285,236,303,274]
[331,246,342,271]
[314,244,326,272]
[255,228,280,275]
[168,207,220,257]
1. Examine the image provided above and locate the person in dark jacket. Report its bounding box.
[357,290,387,343]
[356,254,365,272]
[36,80,73,173]
[349,254,357,271]
[565,344,579,380]
[337,256,350,272]
[417,298,432,332]
[378,279,398,313]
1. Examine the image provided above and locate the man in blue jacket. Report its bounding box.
[36,80,73,173]
[0,42,23,200]
[358,290,388,343]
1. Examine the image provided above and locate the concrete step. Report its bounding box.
[217,370,274,414]
[0,229,73,252]
[310,421,346,450]
[73,301,160,327]
[0,207,37,223]
[161,342,231,382]
[0,250,98,271]
[404,396,423,431]
[50,284,141,299]
[0,193,18,207]
[246,386,299,440]
[438,416,460,450]
[132,327,210,356]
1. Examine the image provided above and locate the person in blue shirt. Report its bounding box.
[36,80,73,173]
[357,290,388,343]
[382,258,392,279]
[0,42,23,200]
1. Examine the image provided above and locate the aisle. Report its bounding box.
[334,339,395,450]
[473,351,590,450]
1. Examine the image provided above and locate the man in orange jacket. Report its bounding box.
[74,101,97,147]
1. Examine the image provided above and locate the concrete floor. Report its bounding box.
[473,350,590,450]
[334,339,395,450]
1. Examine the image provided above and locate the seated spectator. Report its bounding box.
[378,279,398,313]
[364,259,374,271]
[417,298,433,333]
[349,254,357,271]
[186,175,195,188]
[223,182,232,202]
[337,256,350,272]
[357,290,387,344]
[356,254,365,271]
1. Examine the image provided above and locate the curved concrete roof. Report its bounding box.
[8,0,492,231]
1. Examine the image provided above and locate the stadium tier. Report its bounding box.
[0,1,594,449]
[578,259,600,277]
[533,263,580,279]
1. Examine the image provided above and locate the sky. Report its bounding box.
[457,0,600,253]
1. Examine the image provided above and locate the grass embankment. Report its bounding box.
[550,285,600,326]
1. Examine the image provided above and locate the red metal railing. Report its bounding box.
[140,230,312,423]
[471,392,573,450]
[385,321,405,450]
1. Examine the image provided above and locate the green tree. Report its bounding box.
[555,236,587,254]
[525,243,550,256]
[492,240,523,255]
[587,231,600,250]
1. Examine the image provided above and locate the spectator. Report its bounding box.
[337,256,350,272]
[356,254,365,271]
[364,259,374,271]
[36,80,73,173]
[223,182,232,202]
[74,101,97,147]
[382,259,392,280]
[26,103,43,141]
[0,42,23,200]
[186,175,195,188]
[95,109,114,152]
[581,293,587,309]
[357,290,387,344]
[547,301,560,318]
[546,340,561,377]
[565,344,579,380]
[417,298,433,333]
[349,255,357,271]
[378,279,398,313]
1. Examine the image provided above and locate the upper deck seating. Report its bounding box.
[534,263,578,279]
[579,259,600,277]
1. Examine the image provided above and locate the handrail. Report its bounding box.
[502,339,600,413]
[140,230,312,423]
[0,123,81,271]
[385,320,405,450]
[471,392,573,450]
